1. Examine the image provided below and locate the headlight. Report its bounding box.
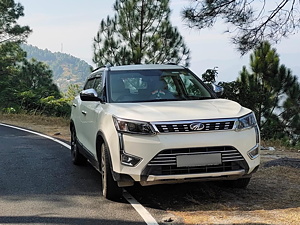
[235,112,257,131]
[113,116,155,135]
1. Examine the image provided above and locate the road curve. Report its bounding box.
[0,124,153,225]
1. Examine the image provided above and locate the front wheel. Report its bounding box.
[100,143,122,200]
[70,126,86,165]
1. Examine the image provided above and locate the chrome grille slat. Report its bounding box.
[222,157,244,160]
[154,120,235,133]
[222,159,243,162]
[144,146,247,176]
[222,154,242,157]
[158,150,239,156]
[148,163,176,166]
[222,158,244,161]
[148,146,245,166]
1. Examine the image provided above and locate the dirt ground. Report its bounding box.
[1,114,299,225]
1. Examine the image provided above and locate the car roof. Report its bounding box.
[89,64,186,78]
[108,64,185,71]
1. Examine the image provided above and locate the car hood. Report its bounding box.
[106,99,251,122]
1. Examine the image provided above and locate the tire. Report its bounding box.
[70,126,86,165]
[223,178,251,189]
[100,143,122,200]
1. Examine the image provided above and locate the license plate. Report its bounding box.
[176,153,222,167]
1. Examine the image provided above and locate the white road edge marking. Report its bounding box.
[123,190,159,225]
[0,123,71,149]
[0,123,159,225]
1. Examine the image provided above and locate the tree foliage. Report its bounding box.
[18,59,61,99]
[202,67,218,83]
[21,44,92,92]
[93,0,190,67]
[0,0,31,44]
[182,0,300,54]
[0,41,26,108]
[221,41,300,142]
[63,84,81,102]
[0,52,71,117]
[0,1,71,117]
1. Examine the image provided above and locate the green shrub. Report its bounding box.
[2,107,17,114]
[40,96,71,117]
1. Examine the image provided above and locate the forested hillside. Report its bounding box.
[21,44,91,92]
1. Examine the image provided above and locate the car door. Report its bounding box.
[79,73,104,156]
[74,77,96,150]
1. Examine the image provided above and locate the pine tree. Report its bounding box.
[19,59,61,99]
[0,0,31,109]
[0,0,31,44]
[182,0,300,54]
[93,0,190,67]
[0,42,26,108]
[234,41,299,140]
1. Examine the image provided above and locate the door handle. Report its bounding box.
[81,111,87,115]
[72,103,77,107]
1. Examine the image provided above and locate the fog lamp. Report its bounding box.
[248,144,260,159]
[121,153,142,167]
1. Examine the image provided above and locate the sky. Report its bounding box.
[18,0,300,82]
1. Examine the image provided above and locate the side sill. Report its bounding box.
[76,138,99,170]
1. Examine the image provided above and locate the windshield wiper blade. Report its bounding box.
[195,97,214,100]
[133,97,214,103]
[142,98,182,102]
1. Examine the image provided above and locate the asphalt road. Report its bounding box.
[0,124,155,225]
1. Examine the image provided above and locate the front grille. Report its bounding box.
[143,146,247,176]
[148,146,244,166]
[154,120,235,133]
[149,162,243,175]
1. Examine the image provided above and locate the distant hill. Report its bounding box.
[21,44,92,92]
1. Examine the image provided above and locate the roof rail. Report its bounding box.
[106,63,112,71]
[91,65,105,72]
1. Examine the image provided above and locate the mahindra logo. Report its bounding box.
[190,122,205,131]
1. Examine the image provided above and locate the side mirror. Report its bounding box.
[212,84,224,97]
[80,88,101,101]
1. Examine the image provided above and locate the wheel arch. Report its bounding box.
[96,131,113,170]
[70,119,75,132]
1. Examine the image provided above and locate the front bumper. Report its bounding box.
[110,127,260,186]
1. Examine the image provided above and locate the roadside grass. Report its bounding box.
[0,113,70,141]
[262,139,300,153]
[1,113,299,225]
[180,166,300,225]
[128,165,300,225]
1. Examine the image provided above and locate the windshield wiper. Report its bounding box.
[123,96,215,103]
[141,98,183,102]
[194,96,214,100]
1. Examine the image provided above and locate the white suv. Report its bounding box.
[70,64,260,200]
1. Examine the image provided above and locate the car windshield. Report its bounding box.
[107,69,214,103]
